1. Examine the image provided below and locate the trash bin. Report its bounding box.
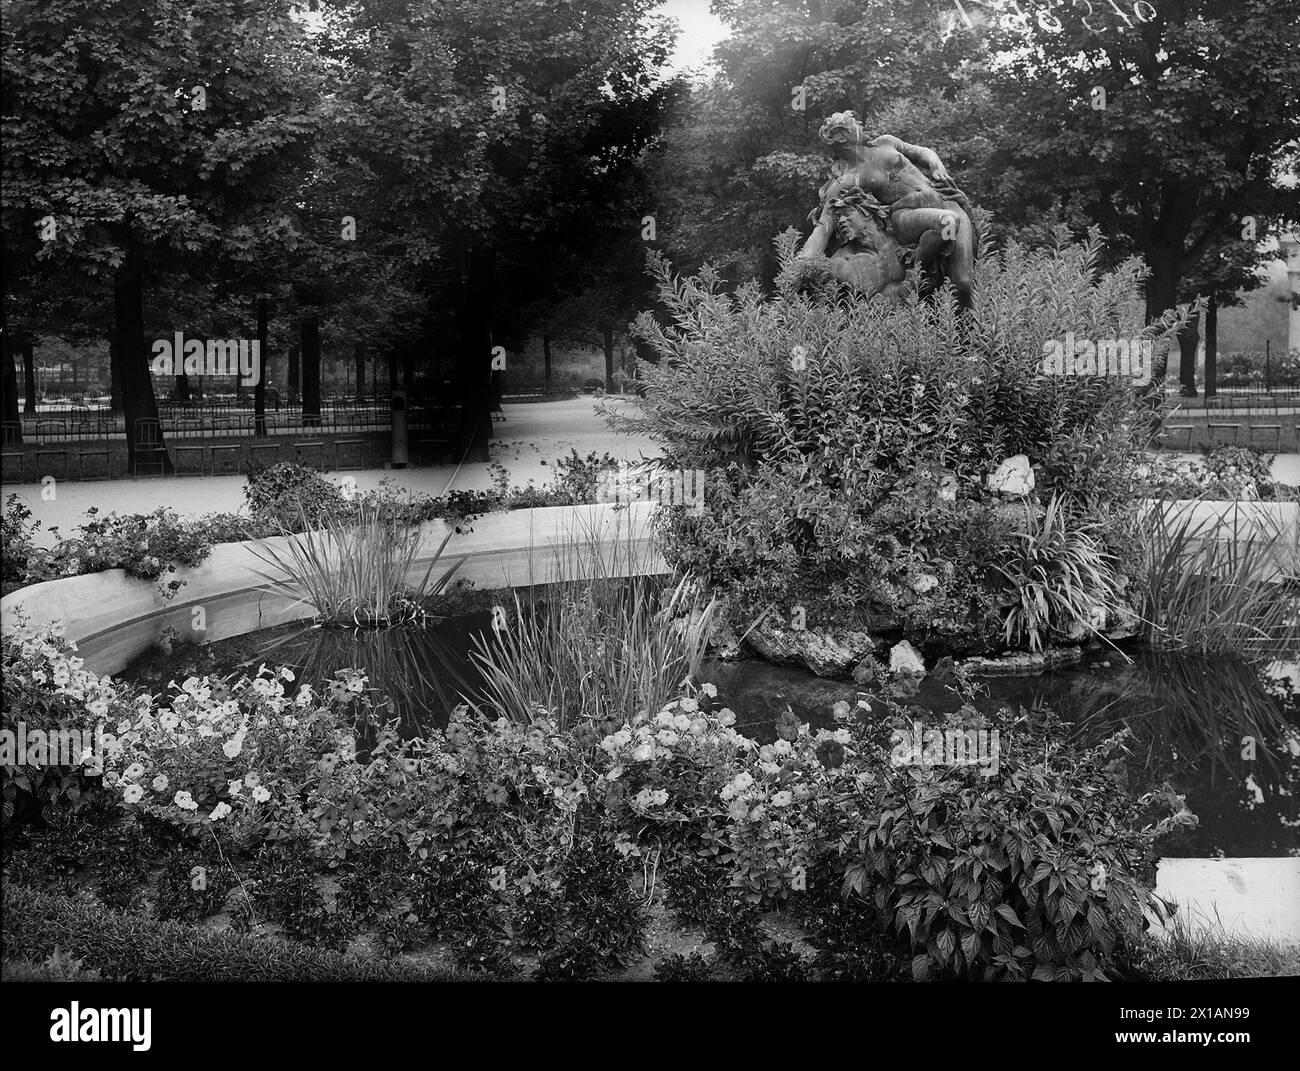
[391,389,408,469]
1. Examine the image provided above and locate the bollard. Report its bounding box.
[391,388,408,468]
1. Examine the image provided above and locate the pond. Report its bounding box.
[119,602,1300,860]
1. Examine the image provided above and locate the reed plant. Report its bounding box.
[250,499,464,627]
[470,522,715,729]
[1134,501,1299,658]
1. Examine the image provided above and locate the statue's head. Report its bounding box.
[830,186,889,242]
[818,111,866,151]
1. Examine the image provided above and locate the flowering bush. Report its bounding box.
[1143,444,1277,501]
[5,624,1189,981]
[616,230,1175,646]
[19,507,217,595]
[101,667,366,843]
[1,622,135,825]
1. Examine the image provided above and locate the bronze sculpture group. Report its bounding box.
[799,111,978,309]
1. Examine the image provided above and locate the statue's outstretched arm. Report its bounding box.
[873,134,953,186]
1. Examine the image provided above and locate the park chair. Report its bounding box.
[335,435,366,470]
[35,420,69,480]
[73,420,112,480]
[246,440,281,472]
[172,439,208,476]
[1207,421,1241,443]
[132,418,168,478]
[210,441,243,475]
[1249,423,1282,450]
[293,439,327,471]
[1,421,25,482]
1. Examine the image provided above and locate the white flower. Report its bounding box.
[123,784,144,804]
[221,737,243,759]
[717,708,736,727]
[631,742,655,762]
[252,785,271,803]
[244,771,262,789]
[87,698,109,718]
[656,729,680,746]
[279,668,295,682]
[700,683,718,698]
[773,739,792,756]
[173,790,198,811]
[151,774,169,792]
[679,697,699,713]
[605,765,624,781]
[209,802,232,821]
[771,791,793,808]
[123,762,145,781]
[228,779,243,796]
[117,719,133,734]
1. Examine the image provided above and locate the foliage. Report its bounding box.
[1,494,36,584]
[249,498,464,626]
[1,884,474,982]
[615,230,1164,644]
[1143,444,1281,502]
[990,495,1124,652]
[1,623,135,827]
[244,462,347,529]
[653,950,714,982]
[5,625,1193,981]
[1132,502,1299,657]
[846,705,1193,982]
[471,539,715,730]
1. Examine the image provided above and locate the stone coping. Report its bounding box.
[0,502,665,675]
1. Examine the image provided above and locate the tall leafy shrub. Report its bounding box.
[613,228,1180,640]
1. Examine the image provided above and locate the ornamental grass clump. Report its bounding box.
[251,499,464,627]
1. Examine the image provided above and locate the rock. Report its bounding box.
[851,656,876,685]
[960,646,1083,676]
[1064,600,1109,643]
[909,572,939,595]
[745,623,876,678]
[1104,601,1141,642]
[987,454,1034,497]
[888,640,926,677]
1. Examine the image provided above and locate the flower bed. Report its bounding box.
[3,621,1195,982]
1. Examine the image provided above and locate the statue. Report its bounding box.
[799,111,978,309]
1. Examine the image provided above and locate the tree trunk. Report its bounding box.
[115,260,171,474]
[109,337,123,413]
[353,341,366,402]
[21,338,36,415]
[2,318,21,441]
[602,325,616,392]
[287,343,300,397]
[1204,295,1217,398]
[254,297,269,437]
[174,373,191,403]
[1176,314,1200,397]
[403,341,415,392]
[542,327,553,393]
[387,348,398,394]
[300,316,321,427]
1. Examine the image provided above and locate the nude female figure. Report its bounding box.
[800,111,978,309]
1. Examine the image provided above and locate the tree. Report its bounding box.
[980,0,1300,393]
[325,0,680,460]
[651,0,984,284]
[2,0,324,470]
